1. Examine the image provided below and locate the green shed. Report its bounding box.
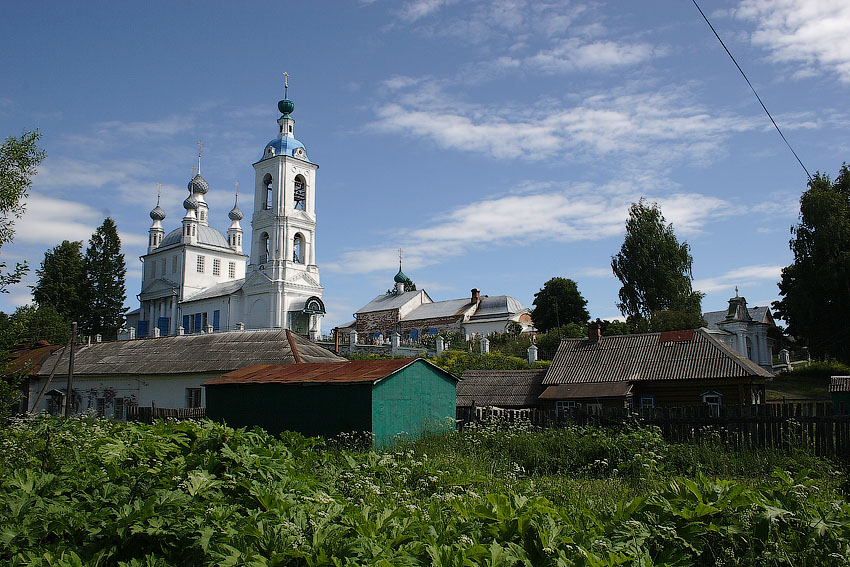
[830,376,850,413]
[203,358,458,446]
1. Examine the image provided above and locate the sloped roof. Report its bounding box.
[539,381,633,399]
[544,328,771,385]
[830,376,850,393]
[3,342,64,376]
[204,357,457,386]
[703,306,774,329]
[404,299,473,321]
[182,279,245,303]
[355,290,429,314]
[457,369,546,408]
[468,296,527,320]
[35,330,343,377]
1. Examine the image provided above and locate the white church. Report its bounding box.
[125,89,326,340]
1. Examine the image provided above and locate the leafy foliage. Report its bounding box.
[0,305,71,351]
[612,200,704,330]
[0,130,45,293]
[32,240,86,323]
[773,164,850,363]
[82,218,127,340]
[530,277,589,333]
[0,417,846,566]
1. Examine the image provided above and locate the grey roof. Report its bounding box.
[404,299,473,321]
[543,328,772,385]
[182,278,246,303]
[469,295,527,321]
[160,225,230,249]
[830,376,850,393]
[703,306,773,329]
[355,290,428,314]
[539,382,633,399]
[35,329,344,377]
[457,369,547,408]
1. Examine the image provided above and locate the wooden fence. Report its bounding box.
[459,402,850,458]
[126,406,206,424]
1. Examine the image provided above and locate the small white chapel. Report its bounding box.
[125,83,326,340]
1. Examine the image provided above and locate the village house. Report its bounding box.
[27,329,343,417]
[204,358,458,446]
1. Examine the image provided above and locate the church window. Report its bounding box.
[263,173,273,210]
[746,337,753,360]
[199,209,206,221]
[293,233,304,263]
[160,258,166,275]
[197,255,205,273]
[213,258,221,276]
[172,255,178,273]
[237,234,242,246]
[228,262,236,278]
[150,261,156,278]
[260,233,270,263]
[294,176,306,210]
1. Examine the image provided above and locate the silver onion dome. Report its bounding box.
[183,194,198,210]
[228,204,243,221]
[188,173,209,195]
[149,204,166,221]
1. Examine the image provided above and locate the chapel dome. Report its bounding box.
[228,204,243,221]
[183,195,198,210]
[159,225,230,249]
[260,136,308,162]
[278,98,295,116]
[188,173,209,195]
[149,204,166,221]
[394,268,410,284]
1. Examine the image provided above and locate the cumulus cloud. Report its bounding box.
[693,264,783,294]
[509,38,661,73]
[735,0,850,83]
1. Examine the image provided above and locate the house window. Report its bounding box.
[186,388,202,408]
[639,395,655,409]
[114,398,125,420]
[228,262,236,278]
[555,400,578,418]
[213,258,221,276]
[95,397,106,417]
[172,255,178,273]
[197,255,205,273]
[587,402,602,416]
[701,391,722,417]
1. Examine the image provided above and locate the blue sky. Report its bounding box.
[1,0,848,331]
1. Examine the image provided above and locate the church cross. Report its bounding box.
[156,182,162,205]
[284,71,289,98]
[196,140,204,174]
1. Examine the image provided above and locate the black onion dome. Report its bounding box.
[149,204,166,221]
[188,173,209,195]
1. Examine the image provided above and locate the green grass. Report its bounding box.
[766,360,846,401]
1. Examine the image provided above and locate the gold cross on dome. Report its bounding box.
[156,182,162,203]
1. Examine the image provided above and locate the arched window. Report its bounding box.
[294,175,306,210]
[293,233,304,264]
[260,232,270,263]
[263,173,273,210]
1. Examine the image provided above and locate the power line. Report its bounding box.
[691,0,812,182]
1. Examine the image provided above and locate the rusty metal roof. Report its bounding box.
[3,342,64,376]
[35,330,344,377]
[204,357,457,386]
[538,382,633,399]
[457,369,546,408]
[830,376,850,393]
[543,328,771,385]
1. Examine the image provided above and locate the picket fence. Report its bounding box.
[459,402,850,458]
[126,406,206,424]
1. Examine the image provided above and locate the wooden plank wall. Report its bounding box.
[126,406,206,424]
[460,402,850,458]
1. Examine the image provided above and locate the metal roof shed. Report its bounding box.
[204,358,458,447]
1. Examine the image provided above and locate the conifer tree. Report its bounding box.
[82,218,126,340]
[32,240,86,322]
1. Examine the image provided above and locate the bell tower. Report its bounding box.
[247,74,324,338]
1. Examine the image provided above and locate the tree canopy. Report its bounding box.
[530,277,589,333]
[773,164,850,363]
[82,218,127,340]
[611,199,704,331]
[32,240,86,322]
[0,130,45,293]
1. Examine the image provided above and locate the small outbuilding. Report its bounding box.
[830,376,850,412]
[204,357,458,446]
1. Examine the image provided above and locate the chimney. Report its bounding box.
[471,288,481,303]
[588,322,601,343]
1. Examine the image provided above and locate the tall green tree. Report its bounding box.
[531,277,589,333]
[0,304,71,351]
[31,240,86,322]
[773,164,850,363]
[0,130,45,293]
[611,199,704,331]
[82,218,126,340]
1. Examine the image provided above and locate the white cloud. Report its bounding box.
[516,38,660,73]
[14,194,104,245]
[398,0,454,22]
[736,0,850,83]
[693,264,783,294]
[96,115,194,138]
[576,266,613,278]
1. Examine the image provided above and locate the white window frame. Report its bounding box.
[186,388,202,408]
[639,395,655,409]
[196,255,205,273]
[555,400,579,418]
[701,391,722,417]
[228,261,236,278]
[212,258,221,276]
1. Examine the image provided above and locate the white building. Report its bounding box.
[702,294,775,373]
[126,90,325,340]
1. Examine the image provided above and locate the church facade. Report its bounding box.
[126,91,326,340]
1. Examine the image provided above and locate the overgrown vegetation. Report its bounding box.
[1,416,848,566]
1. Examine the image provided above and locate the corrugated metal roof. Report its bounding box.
[204,357,457,386]
[830,376,850,393]
[35,330,343,377]
[182,279,245,303]
[543,328,772,385]
[355,290,426,314]
[457,369,546,408]
[404,299,473,321]
[703,306,773,329]
[3,343,63,375]
[538,382,633,399]
[468,296,527,320]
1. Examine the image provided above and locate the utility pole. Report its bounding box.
[64,322,77,417]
